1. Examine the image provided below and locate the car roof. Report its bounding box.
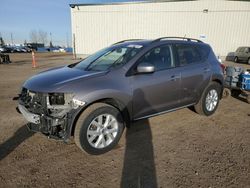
[238,46,250,48]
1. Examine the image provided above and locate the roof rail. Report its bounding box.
[113,39,143,45]
[153,37,203,43]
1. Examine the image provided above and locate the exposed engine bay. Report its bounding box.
[17,88,84,141]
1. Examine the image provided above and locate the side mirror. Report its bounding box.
[137,62,155,74]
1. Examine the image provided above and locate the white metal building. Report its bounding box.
[70,0,250,58]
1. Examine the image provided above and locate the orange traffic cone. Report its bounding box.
[32,50,36,68]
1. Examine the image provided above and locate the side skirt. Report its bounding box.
[133,103,196,121]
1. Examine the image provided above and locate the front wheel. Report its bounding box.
[194,82,222,116]
[74,103,125,155]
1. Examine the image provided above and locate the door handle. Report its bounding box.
[170,75,180,81]
[204,68,210,73]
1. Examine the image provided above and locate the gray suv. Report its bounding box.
[17,37,224,155]
[234,46,250,64]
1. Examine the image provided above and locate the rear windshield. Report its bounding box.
[74,44,143,71]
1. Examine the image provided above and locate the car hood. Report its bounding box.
[23,66,107,93]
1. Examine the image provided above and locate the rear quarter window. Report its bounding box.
[196,44,210,60]
[176,44,208,66]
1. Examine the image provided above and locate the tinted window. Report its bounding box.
[239,48,244,52]
[196,44,210,59]
[176,44,202,65]
[236,47,241,52]
[244,48,249,53]
[138,45,174,71]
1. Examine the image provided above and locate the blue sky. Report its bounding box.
[0,0,142,46]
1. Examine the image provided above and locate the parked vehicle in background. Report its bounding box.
[1,46,14,53]
[234,47,250,64]
[16,37,224,155]
[0,47,4,52]
[0,46,32,53]
[12,46,32,53]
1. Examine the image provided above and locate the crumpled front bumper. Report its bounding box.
[17,104,40,124]
[16,103,80,142]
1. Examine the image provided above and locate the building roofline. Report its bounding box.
[69,0,195,8]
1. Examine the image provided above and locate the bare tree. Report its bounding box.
[30,30,38,43]
[0,37,5,46]
[0,32,5,46]
[38,30,48,45]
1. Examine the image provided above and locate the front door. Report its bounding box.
[131,45,181,120]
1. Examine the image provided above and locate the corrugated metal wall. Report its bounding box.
[71,0,250,58]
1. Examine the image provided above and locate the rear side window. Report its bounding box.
[236,47,241,52]
[196,44,210,60]
[176,44,203,65]
[244,48,249,53]
[239,48,244,52]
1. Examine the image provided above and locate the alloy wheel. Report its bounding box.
[205,89,218,111]
[87,114,118,149]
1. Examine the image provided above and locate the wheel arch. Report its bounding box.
[211,78,224,99]
[70,97,131,136]
[212,78,223,86]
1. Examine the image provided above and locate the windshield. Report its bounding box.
[74,44,143,71]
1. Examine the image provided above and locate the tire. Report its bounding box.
[231,89,241,97]
[222,88,231,99]
[234,56,238,63]
[247,95,250,104]
[74,103,125,155]
[194,82,222,116]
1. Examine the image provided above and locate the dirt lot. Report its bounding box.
[0,53,249,188]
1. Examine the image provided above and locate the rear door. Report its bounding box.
[242,47,249,61]
[238,47,244,60]
[131,45,181,119]
[174,43,211,106]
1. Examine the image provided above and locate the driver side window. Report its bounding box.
[138,45,174,71]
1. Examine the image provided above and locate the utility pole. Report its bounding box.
[66,32,69,48]
[73,33,76,59]
[11,33,14,46]
[49,32,53,47]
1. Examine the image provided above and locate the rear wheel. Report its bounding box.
[194,82,222,116]
[247,95,250,104]
[231,89,241,97]
[74,103,125,155]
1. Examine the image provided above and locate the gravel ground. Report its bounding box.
[0,53,249,188]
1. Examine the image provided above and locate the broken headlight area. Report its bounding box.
[18,88,86,141]
[48,93,65,105]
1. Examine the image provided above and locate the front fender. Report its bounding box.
[66,89,132,138]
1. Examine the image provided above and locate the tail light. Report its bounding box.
[220,63,226,73]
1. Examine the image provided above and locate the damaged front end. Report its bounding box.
[17,88,85,142]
